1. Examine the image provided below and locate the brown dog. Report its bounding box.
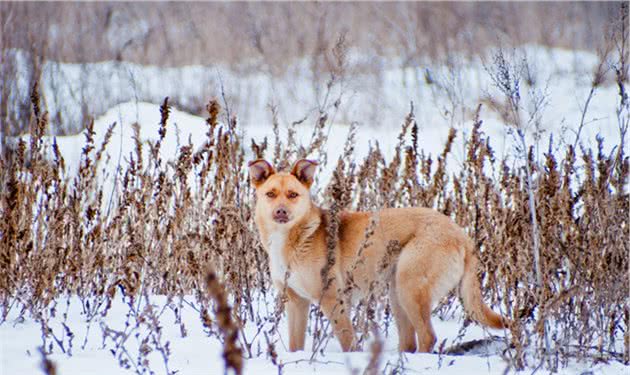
[249,158,509,353]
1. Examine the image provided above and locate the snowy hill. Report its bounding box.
[2,43,628,375]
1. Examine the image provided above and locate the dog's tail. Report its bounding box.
[459,243,510,329]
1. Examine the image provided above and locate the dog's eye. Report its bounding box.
[266,191,276,198]
[287,191,298,199]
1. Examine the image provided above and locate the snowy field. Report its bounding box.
[1,295,627,375]
[2,44,628,374]
[7,44,624,194]
[6,45,623,141]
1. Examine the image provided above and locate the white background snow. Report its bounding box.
[1,44,628,375]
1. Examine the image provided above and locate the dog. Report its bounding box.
[249,158,509,353]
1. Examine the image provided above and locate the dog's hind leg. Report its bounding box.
[389,285,417,352]
[395,239,464,353]
[397,286,436,352]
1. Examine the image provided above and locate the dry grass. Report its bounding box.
[0,2,619,68]
[0,2,622,137]
[0,4,629,374]
[1,83,628,373]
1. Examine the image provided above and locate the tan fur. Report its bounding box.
[249,159,510,353]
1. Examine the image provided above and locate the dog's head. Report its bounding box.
[248,159,317,227]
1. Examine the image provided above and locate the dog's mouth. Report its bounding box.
[273,214,290,224]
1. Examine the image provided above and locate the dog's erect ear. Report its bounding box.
[248,159,275,188]
[291,159,318,188]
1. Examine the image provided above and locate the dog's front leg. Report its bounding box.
[286,288,310,351]
[320,295,355,352]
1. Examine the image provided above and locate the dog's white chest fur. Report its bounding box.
[267,231,289,282]
[266,230,312,299]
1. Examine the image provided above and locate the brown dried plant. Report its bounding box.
[1,41,628,374]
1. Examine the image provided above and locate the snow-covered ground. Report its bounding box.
[7,44,625,194]
[2,44,628,374]
[2,295,627,375]
[5,45,624,144]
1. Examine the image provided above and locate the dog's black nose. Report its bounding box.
[273,206,290,223]
[275,207,288,216]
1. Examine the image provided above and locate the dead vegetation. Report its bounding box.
[1,3,629,375]
[1,2,617,68]
[1,75,628,373]
[0,2,622,138]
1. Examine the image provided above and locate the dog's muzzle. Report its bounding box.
[273,207,290,224]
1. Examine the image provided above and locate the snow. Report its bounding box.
[7,43,624,169]
[6,43,625,202]
[2,295,627,375]
[5,44,624,149]
[2,43,628,374]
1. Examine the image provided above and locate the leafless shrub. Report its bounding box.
[0,30,628,375]
[206,268,243,375]
[1,2,623,137]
